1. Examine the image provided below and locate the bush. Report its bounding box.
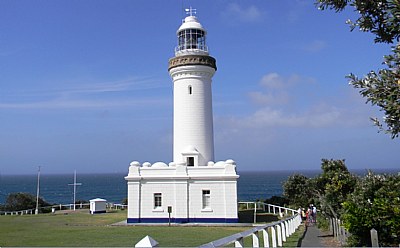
[342,172,400,247]
[4,192,50,211]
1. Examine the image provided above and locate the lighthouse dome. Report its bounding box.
[175,12,209,56]
[177,16,206,34]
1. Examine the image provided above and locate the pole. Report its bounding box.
[73,170,76,211]
[35,166,41,215]
[254,202,257,223]
[68,170,82,211]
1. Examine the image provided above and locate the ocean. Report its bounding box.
[0,171,304,205]
[0,169,396,205]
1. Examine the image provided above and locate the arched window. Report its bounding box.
[188,85,192,95]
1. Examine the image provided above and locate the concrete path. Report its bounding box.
[300,225,324,247]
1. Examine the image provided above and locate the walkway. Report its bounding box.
[300,225,339,247]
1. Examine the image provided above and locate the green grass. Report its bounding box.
[283,224,306,247]
[0,210,249,247]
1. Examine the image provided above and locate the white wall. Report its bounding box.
[125,162,239,222]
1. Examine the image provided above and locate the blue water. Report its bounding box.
[0,171,297,204]
[0,169,397,205]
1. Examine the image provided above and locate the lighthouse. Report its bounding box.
[125,9,239,224]
[168,9,216,167]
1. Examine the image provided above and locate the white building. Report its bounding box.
[125,9,239,224]
[89,198,107,214]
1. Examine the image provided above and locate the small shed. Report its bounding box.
[89,198,107,214]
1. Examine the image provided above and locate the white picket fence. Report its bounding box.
[199,202,301,248]
[0,202,127,216]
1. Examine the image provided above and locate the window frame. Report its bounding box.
[153,193,162,209]
[202,189,211,210]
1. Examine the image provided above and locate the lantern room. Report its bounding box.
[175,9,209,56]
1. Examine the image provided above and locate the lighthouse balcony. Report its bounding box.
[175,46,209,56]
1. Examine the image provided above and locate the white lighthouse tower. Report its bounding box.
[125,9,239,224]
[168,9,216,167]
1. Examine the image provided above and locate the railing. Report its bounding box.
[239,201,298,218]
[0,209,35,215]
[0,202,127,216]
[329,218,349,246]
[200,202,302,248]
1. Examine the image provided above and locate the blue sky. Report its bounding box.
[1,0,399,174]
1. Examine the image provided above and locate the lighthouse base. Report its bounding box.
[125,160,239,224]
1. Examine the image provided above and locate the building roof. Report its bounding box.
[177,15,206,34]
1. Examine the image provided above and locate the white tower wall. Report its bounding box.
[125,10,239,224]
[170,65,215,166]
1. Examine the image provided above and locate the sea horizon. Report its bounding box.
[1,167,398,176]
[1,168,398,205]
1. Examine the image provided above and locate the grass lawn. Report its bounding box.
[0,210,249,247]
[283,224,306,247]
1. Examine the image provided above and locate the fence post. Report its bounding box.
[276,224,282,247]
[262,229,270,248]
[254,202,257,223]
[289,219,293,235]
[270,226,277,247]
[281,222,286,242]
[370,228,379,247]
[334,219,339,240]
[234,237,244,247]
[252,232,260,247]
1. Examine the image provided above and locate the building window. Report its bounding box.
[188,85,192,95]
[202,190,210,209]
[154,193,162,209]
[187,157,194,166]
[177,28,207,51]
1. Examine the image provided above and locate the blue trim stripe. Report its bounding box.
[127,217,238,224]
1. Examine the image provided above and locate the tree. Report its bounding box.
[283,159,357,219]
[313,159,358,219]
[316,0,400,138]
[283,173,313,208]
[342,171,400,246]
[4,192,50,211]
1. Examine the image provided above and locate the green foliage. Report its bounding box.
[283,173,313,208]
[4,192,50,211]
[317,216,329,230]
[284,158,399,246]
[316,0,400,44]
[342,172,400,247]
[316,0,400,138]
[348,45,400,138]
[314,159,358,218]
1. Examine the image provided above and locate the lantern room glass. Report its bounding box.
[177,29,207,52]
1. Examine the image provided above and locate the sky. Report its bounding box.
[1,0,399,174]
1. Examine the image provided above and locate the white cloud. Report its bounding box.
[249,72,316,106]
[228,105,342,129]
[0,97,169,109]
[248,91,290,106]
[0,77,169,109]
[216,73,378,144]
[259,73,286,89]
[259,72,315,89]
[222,3,263,23]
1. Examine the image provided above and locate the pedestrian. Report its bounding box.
[312,205,317,223]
